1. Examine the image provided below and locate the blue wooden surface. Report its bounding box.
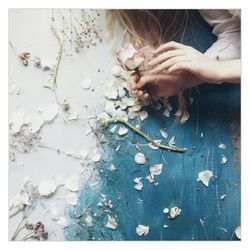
[64,11,240,240]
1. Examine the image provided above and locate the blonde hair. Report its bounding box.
[106,10,192,120]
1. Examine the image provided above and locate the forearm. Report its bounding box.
[215,59,241,84]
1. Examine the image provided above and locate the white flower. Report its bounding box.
[116,43,145,71]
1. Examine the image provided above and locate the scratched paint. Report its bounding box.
[65,10,240,240]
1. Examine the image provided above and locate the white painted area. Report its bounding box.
[9,9,115,240]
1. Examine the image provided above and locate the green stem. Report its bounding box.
[21,232,35,241]
[11,218,25,241]
[51,25,63,91]
[106,118,187,153]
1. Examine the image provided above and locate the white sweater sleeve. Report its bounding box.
[199,9,241,61]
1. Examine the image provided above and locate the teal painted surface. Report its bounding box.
[65,11,240,240]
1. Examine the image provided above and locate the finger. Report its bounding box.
[154,41,187,54]
[136,75,156,89]
[167,61,191,74]
[148,49,185,67]
[131,82,137,90]
[142,92,150,101]
[137,90,144,97]
[151,56,189,74]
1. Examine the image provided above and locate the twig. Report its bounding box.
[103,118,187,153]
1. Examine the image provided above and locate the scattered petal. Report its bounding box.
[85,215,94,227]
[168,136,176,146]
[221,155,228,165]
[56,216,69,228]
[149,164,163,176]
[106,214,118,229]
[91,150,101,162]
[39,104,58,122]
[65,193,78,206]
[163,208,169,214]
[148,140,162,150]
[133,177,143,191]
[180,111,190,124]
[65,175,80,192]
[81,76,92,89]
[109,125,117,133]
[104,88,118,100]
[118,127,128,136]
[163,108,170,117]
[218,143,226,149]
[38,180,58,197]
[138,111,148,121]
[112,65,123,77]
[108,164,117,171]
[136,225,149,236]
[235,226,241,239]
[160,129,168,139]
[220,194,227,200]
[168,207,181,219]
[135,152,146,164]
[146,174,154,183]
[197,170,213,187]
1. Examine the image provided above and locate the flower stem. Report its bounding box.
[107,118,187,153]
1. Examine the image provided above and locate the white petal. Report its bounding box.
[10,109,25,133]
[97,112,110,123]
[163,108,170,117]
[197,170,213,187]
[67,109,79,120]
[112,65,123,77]
[26,114,44,133]
[65,193,78,206]
[220,194,227,200]
[133,178,143,191]
[56,216,69,228]
[148,140,162,150]
[39,104,58,122]
[235,226,241,239]
[104,88,118,100]
[65,175,80,192]
[146,174,154,183]
[150,164,163,176]
[138,111,148,121]
[167,102,172,111]
[218,143,226,149]
[118,127,128,136]
[168,136,176,146]
[221,155,228,165]
[91,150,101,162]
[81,76,92,89]
[136,225,149,236]
[109,164,117,171]
[80,149,89,159]
[168,207,181,219]
[109,125,117,133]
[38,180,58,197]
[85,215,93,227]
[106,215,118,229]
[49,203,60,221]
[180,111,190,124]
[175,109,182,117]
[135,152,146,164]
[163,208,169,214]
[160,129,168,139]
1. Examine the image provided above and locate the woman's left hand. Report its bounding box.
[148,41,222,83]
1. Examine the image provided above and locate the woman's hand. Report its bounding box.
[148,41,224,83]
[129,71,203,101]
